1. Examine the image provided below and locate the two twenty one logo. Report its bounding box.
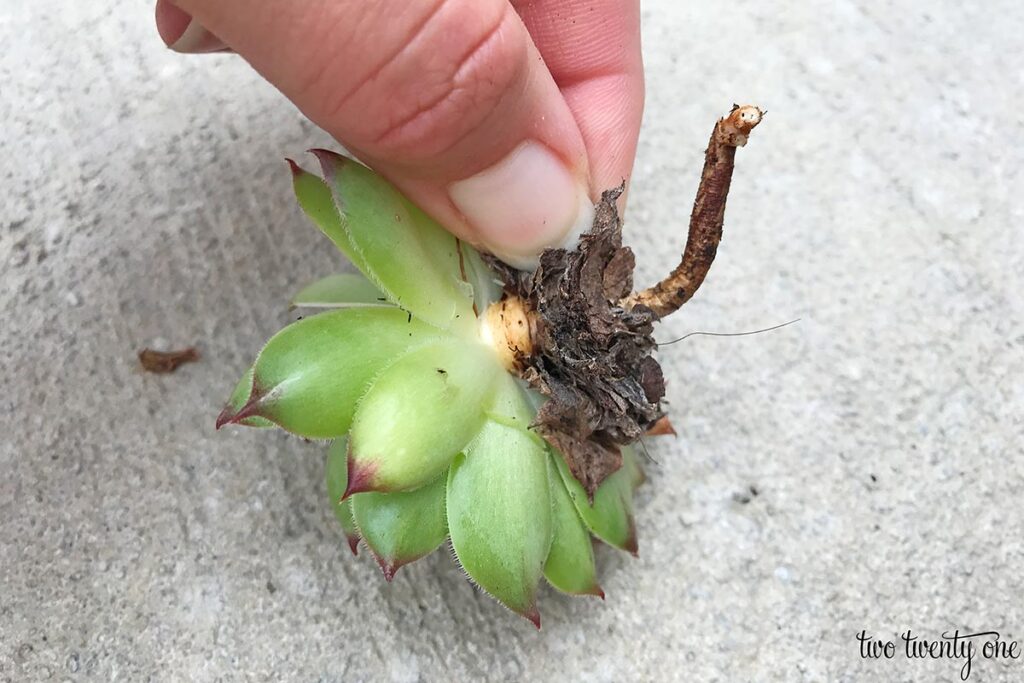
[856,629,1021,681]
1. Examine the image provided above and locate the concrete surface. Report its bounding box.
[2,1,1023,681]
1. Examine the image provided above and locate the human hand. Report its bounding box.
[156,0,643,268]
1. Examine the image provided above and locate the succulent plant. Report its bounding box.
[216,106,764,626]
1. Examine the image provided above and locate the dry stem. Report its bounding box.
[624,104,764,317]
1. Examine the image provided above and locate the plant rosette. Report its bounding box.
[216,106,764,626]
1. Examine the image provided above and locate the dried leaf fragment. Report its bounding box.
[645,416,677,437]
[138,347,200,373]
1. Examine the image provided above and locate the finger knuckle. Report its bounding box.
[345,2,526,161]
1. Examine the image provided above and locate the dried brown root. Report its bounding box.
[623,104,764,318]
[484,104,763,496]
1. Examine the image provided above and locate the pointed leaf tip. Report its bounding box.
[625,523,639,557]
[351,475,448,583]
[308,147,341,157]
[343,455,378,499]
[346,534,360,556]
[307,148,346,183]
[215,389,268,430]
[285,158,302,176]
[214,398,257,429]
[526,607,541,630]
[217,362,290,431]
[214,404,234,430]
[377,558,398,582]
[217,366,277,430]
[326,440,363,555]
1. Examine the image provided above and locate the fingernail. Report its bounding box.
[449,142,593,270]
[155,0,227,53]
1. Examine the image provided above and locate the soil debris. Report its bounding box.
[487,187,664,498]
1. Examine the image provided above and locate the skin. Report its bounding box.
[155,0,644,259]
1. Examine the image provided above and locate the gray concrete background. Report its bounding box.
[2,1,1023,681]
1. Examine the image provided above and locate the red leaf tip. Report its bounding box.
[342,451,378,500]
[378,559,398,583]
[215,392,266,431]
[307,148,347,183]
[215,376,270,431]
[307,147,342,159]
[625,523,639,558]
[214,404,235,430]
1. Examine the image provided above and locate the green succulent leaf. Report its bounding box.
[325,439,360,555]
[308,150,475,334]
[447,418,553,627]
[290,273,391,309]
[543,454,602,597]
[553,445,640,555]
[216,308,447,438]
[396,201,500,312]
[347,339,501,494]
[350,473,448,581]
[288,159,369,273]
[623,445,645,491]
[483,372,538,432]
[398,199,471,298]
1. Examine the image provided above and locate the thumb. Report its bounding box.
[158,0,594,268]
